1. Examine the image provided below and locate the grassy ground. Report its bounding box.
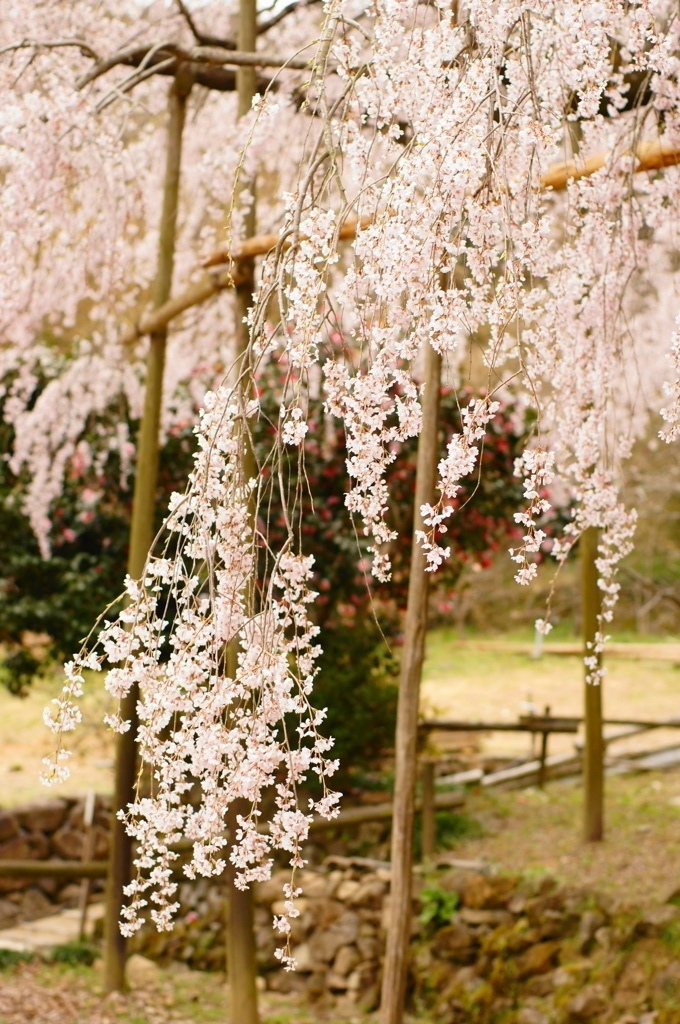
[2,629,680,805]
[0,672,116,806]
[438,767,680,907]
[422,627,680,758]
[0,959,393,1024]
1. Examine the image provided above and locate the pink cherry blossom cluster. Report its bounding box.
[43,385,340,955]
[509,448,555,587]
[418,397,502,572]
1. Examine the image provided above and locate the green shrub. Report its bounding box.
[0,948,37,969]
[419,885,460,930]
[50,940,98,966]
[310,623,399,788]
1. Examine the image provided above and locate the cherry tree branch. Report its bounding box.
[175,0,237,50]
[76,41,310,92]
[258,0,324,34]
[0,37,100,61]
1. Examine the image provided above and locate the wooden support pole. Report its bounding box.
[537,706,550,790]
[77,790,97,941]
[104,70,192,994]
[420,760,436,862]
[582,526,604,843]
[379,340,442,1024]
[225,4,259,1023]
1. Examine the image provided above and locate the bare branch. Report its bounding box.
[185,44,311,70]
[258,0,324,35]
[0,37,99,61]
[95,57,177,114]
[174,0,237,50]
[76,41,310,94]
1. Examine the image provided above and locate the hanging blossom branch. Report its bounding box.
[243,0,680,639]
[34,0,680,951]
[43,384,340,964]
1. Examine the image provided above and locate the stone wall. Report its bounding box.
[136,858,680,1024]
[0,797,111,928]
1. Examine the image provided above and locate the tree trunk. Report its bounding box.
[582,525,604,842]
[379,341,442,1024]
[104,70,192,993]
[225,4,260,1023]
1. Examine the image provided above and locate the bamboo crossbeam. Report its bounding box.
[121,264,247,345]
[308,786,464,832]
[540,138,680,191]
[421,718,579,734]
[121,217,368,345]
[123,141,680,344]
[201,214,373,268]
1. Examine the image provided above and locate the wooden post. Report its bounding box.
[420,759,436,862]
[582,526,604,842]
[537,706,550,790]
[225,4,260,1023]
[379,340,442,1024]
[77,790,97,941]
[226,800,259,1024]
[104,70,192,993]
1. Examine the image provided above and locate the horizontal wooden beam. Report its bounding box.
[0,860,108,879]
[540,138,680,191]
[421,718,579,734]
[201,214,373,269]
[422,715,680,733]
[121,264,248,346]
[309,787,464,832]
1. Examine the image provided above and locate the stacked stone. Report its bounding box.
[136,861,680,1023]
[0,797,110,928]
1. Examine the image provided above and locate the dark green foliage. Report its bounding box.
[311,624,399,786]
[0,402,195,694]
[0,948,37,969]
[435,809,485,846]
[419,885,460,930]
[49,940,98,966]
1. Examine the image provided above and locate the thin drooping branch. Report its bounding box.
[257,0,324,35]
[0,37,100,60]
[120,140,680,346]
